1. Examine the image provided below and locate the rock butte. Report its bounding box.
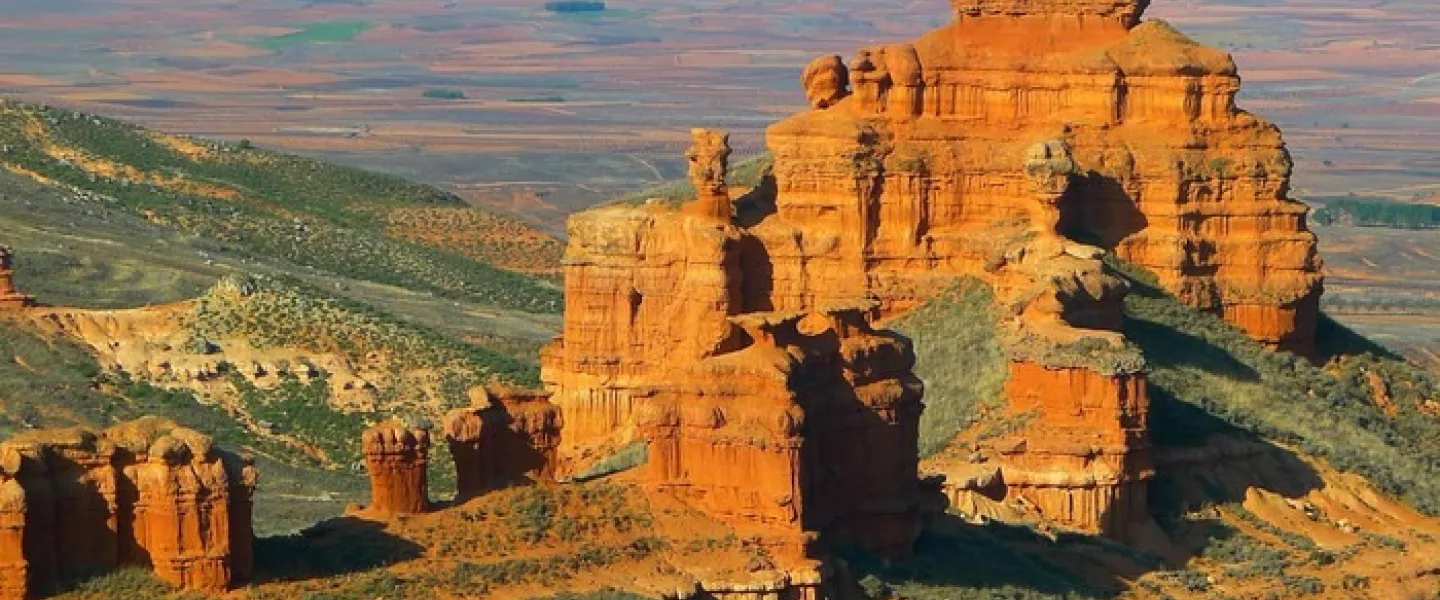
[543,0,1321,548]
[0,417,256,599]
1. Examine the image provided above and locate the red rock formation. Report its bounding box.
[120,427,235,590]
[760,0,1322,355]
[543,125,932,558]
[548,0,1316,555]
[0,418,255,599]
[637,303,928,559]
[541,131,746,469]
[0,248,34,310]
[361,424,431,516]
[994,362,1153,537]
[443,386,563,501]
[0,450,28,600]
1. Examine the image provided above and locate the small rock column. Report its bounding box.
[362,425,432,516]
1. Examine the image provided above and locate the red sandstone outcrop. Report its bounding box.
[0,418,254,599]
[545,131,932,560]
[762,0,1322,355]
[0,248,34,309]
[443,386,562,501]
[361,424,431,517]
[546,0,1317,553]
[992,362,1153,536]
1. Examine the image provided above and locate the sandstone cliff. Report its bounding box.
[0,417,255,599]
[767,0,1322,356]
[544,130,935,562]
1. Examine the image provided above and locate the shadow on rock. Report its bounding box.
[834,513,1153,599]
[252,516,425,584]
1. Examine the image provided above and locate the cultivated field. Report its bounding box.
[1,1,1430,226]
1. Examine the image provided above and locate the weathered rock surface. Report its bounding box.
[992,362,1153,536]
[360,424,431,517]
[443,385,563,501]
[544,131,933,560]
[0,418,255,599]
[761,0,1321,355]
[0,248,34,310]
[545,0,1318,555]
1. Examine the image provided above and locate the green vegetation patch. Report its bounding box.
[422,89,467,100]
[1116,259,1440,515]
[1311,197,1440,229]
[890,279,1008,457]
[261,22,373,50]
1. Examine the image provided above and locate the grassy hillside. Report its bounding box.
[899,263,1440,515]
[0,100,571,538]
[1115,261,1440,514]
[0,100,561,313]
[0,319,367,534]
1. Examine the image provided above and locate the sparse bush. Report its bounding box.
[1280,574,1325,596]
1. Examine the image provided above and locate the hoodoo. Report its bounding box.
[360,424,432,517]
[443,385,563,501]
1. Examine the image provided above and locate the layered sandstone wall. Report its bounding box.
[543,130,933,560]
[0,418,255,599]
[765,2,1322,355]
[993,362,1154,537]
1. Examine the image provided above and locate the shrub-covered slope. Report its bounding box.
[0,100,561,312]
